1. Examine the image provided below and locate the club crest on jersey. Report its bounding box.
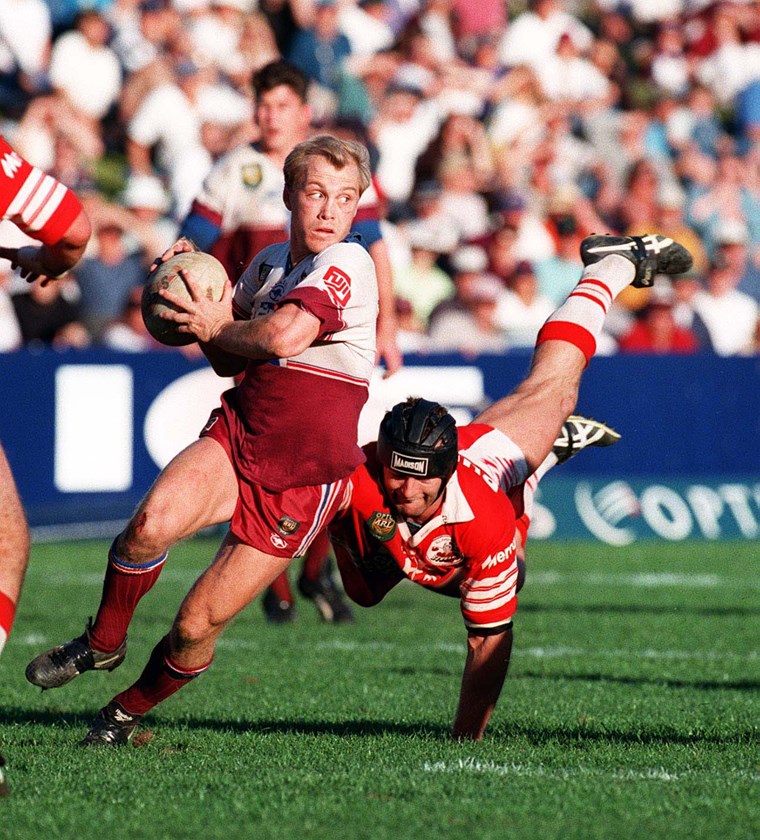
[277,516,300,536]
[242,163,262,187]
[426,536,458,566]
[390,451,428,476]
[269,281,286,301]
[323,265,351,307]
[367,511,396,542]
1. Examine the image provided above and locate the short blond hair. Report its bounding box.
[283,135,371,194]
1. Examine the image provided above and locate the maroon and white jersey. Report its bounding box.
[188,144,289,280]
[0,136,82,246]
[331,424,530,631]
[215,236,378,492]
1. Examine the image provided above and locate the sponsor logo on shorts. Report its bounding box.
[425,535,459,566]
[391,451,428,476]
[270,533,288,550]
[277,516,300,536]
[367,511,396,542]
[242,163,262,187]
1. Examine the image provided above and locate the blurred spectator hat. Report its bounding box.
[197,85,251,126]
[122,174,169,213]
[451,244,488,274]
[547,184,580,215]
[408,222,456,254]
[469,275,502,303]
[213,0,255,9]
[140,0,168,11]
[648,278,675,307]
[389,65,432,97]
[657,182,685,210]
[175,58,200,78]
[511,260,536,279]
[493,190,527,214]
[714,219,749,246]
[412,180,443,204]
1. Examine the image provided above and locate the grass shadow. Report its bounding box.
[2,707,753,748]
[512,669,760,692]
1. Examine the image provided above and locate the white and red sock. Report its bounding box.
[537,255,634,364]
[0,589,16,657]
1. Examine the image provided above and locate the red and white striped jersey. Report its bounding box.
[217,236,378,491]
[332,424,530,631]
[0,136,82,246]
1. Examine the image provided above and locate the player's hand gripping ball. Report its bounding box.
[142,251,228,346]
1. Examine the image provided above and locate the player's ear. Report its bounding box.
[283,187,292,211]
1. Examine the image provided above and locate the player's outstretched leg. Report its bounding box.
[580,233,693,288]
[25,617,128,689]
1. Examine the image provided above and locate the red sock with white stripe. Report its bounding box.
[0,589,16,657]
[536,255,635,364]
[88,541,168,654]
[114,634,212,716]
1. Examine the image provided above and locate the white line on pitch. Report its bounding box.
[422,759,758,781]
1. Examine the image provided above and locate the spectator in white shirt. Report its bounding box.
[693,257,759,356]
[49,11,122,123]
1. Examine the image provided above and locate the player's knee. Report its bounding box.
[171,610,215,651]
[120,505,173,559]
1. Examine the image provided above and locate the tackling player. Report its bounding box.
[327,233,693,740]
[26,135,380,745]
[180,59,402,622]
[0,134,91,791]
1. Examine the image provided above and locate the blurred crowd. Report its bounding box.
[0,0,758,356]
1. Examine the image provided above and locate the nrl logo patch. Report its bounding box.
[277,516,300,536]
[367,511,397,542]
[391,451,428,476]
[242,163,262,187]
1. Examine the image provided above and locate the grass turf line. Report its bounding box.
[1,539,757,840]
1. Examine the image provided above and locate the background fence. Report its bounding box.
[1,349,758,543]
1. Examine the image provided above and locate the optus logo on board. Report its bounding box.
[532,479,760,544]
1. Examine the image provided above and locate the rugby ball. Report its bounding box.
[141,251,228,346]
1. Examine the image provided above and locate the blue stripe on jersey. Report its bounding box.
[350,219,382,249]
[178,212,222,251]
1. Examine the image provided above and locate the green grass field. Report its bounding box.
[1,538,757,840]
